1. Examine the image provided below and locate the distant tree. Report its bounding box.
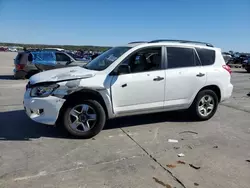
[0,42,110,52]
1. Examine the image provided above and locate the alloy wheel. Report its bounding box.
[69,104,97,132]
[198,95,215,117]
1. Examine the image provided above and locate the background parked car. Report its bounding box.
[222,52,232,63]
[13,50,89,79]
[242,56,250,73]
[227,53,249,65]
[0,46,8,52]
[8,47,18,52]
[13,51,39,79]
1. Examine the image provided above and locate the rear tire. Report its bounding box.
[247,69,250,73]
[62,99,106,139]
[190,90,218,121]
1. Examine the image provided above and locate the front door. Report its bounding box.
[55,52,72,69]
[110,47,166,115]
[164,46,206,109]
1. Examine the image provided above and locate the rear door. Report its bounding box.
[164,46,206,109]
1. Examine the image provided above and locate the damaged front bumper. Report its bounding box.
[23,89,66,125]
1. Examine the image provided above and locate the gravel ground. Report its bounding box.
[0,52,250,188]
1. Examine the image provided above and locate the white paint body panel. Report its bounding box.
[110,70,165,114]
[24,42,233,125]
[164,66,207,109]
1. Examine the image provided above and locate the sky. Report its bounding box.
[0,0,249,52]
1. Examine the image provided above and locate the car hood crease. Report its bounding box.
[29,66,96,85]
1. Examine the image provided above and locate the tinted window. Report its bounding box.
[195,48,215,66]
[16,53,22,60]
[15,54,23,64]
[56,53,71,61]
[167,47,198,69]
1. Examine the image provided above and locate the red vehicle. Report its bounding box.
[0,47,8,52]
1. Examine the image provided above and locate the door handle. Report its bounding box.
[121,83,127,87]
[153,76,164,81]
[196,73,205,77]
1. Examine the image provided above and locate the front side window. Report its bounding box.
[85,47,131,71]
[167,47,198,69]
[56,53,71,61]
[122,47,162,73]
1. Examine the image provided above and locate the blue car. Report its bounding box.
[13,50,89,79]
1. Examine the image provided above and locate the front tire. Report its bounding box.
[63,99,106,139]
[190,90,218,121]
[247,68,250,73]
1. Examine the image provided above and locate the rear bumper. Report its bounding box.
[13,63,39,79]
[13,69,27,79]
[221,83,233,102]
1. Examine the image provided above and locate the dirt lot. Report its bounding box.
[0,52,250,188]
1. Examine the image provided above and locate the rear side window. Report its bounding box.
[19,53,29,65]
[195,48,215,66]
[16,54,22,60]
[167,47,199,69]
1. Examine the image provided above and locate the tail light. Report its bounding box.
[222,65,232,75]
[16,64,25,70]
[26,82,29,90]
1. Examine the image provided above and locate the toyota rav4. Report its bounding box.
[23,40,233,138]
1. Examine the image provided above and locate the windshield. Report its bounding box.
[84,47,131,71]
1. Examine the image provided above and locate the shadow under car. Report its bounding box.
[0,109,193,141]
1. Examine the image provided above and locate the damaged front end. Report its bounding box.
[26,78,86,99]
[26,65,98,97]
[52,79,83,98]
[24,77,89,125]
[24,65,111,125]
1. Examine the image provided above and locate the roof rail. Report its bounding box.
[148,39,214,47]
[128,41,148,44]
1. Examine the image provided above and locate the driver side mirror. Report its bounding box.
[117,64,131,75]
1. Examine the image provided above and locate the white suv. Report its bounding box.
[23,40,233,138]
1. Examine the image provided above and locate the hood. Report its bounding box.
[29,66,96,85]
[74,59,89,63]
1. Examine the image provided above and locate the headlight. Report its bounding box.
[30,84,59,97]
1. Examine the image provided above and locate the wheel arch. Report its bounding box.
[56,88,110,126]
[198,85,221,102]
